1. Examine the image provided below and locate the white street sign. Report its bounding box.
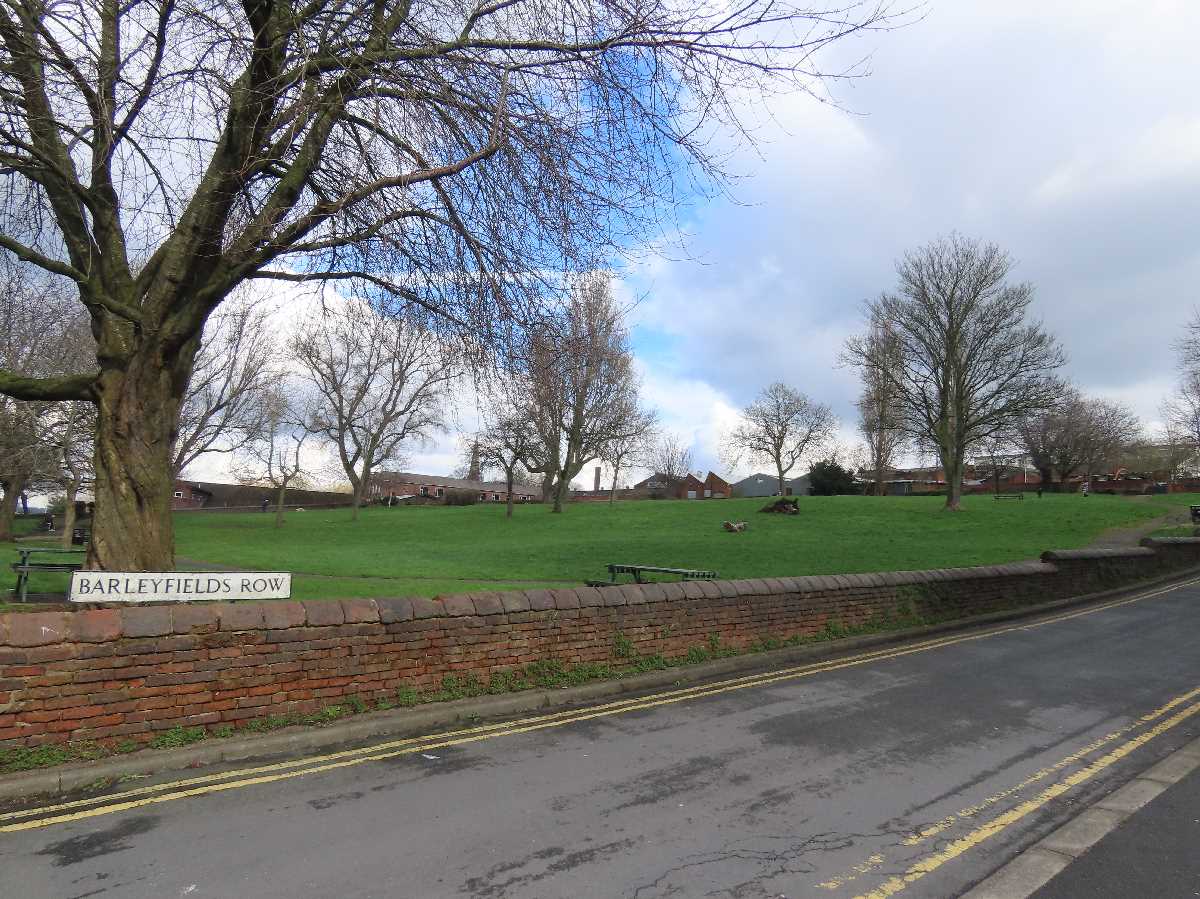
[69,572,291,603]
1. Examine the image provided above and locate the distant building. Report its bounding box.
[731,472,811,497]
[632,471,732,499]
[367,472,540,504]
[172,481,353,510]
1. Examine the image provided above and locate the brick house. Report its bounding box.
[171,480,212,510]
[633,471,731,499]
[367,471,540,504]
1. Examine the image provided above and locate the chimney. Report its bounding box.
[594,466,602,492]
[467,442,481,482]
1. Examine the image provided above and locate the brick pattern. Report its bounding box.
[2,540,1198,749]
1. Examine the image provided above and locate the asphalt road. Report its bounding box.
[3,578,1200,899]
[1031,764,1200,898]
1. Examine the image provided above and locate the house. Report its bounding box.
[632,471,732,500]
[172,481,353,510]
[367,471,540,504]
[731,472,810,497]
[172,481,212,510]
[703,472,732,498]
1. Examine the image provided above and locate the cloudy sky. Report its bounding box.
[189,0,1200,489]
[616,0,1200,478]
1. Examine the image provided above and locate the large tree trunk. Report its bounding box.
[351,467,368,521]
[275,483,287,528]
[552,474,569,513]
[61,480,79,549]
[505,470,514,519]
[0,475,25,542]
[540,471,555,504]
[943,451,965,511]
[89,358,186,570]
[609,462,621,505]
[776,463,787,497]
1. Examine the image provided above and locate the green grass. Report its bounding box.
[4,493,1192,604]
[172,493,1187,598]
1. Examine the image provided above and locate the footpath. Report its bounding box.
[1031,761,1200,898]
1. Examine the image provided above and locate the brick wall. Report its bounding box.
[2,538,1198,749]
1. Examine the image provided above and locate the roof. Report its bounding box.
[371,471,540,497]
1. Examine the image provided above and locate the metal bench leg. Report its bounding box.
[16,569,28,603]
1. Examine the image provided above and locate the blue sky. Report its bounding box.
[189,0,1200,489]
[613,0,1200,477]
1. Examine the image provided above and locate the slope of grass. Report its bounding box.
[4,493,1189,604]
[171,493,1180,597]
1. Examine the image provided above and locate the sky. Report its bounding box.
[192,0,1200,489]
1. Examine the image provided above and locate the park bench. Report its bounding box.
[10,548,85,602]
[588,563,718,587]
[993,493,1024,501]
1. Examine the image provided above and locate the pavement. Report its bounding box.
[1029,760,1200,898]
[2,576,1200,898]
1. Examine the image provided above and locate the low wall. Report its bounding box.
[2,538,1198,749]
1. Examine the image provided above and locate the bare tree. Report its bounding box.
[0,272,83,539]
[647,434,694,498]
[293,302,458,519]
[476,412,536,519]
[173,298,277,478]
[237,388,311,529]
[601,409,658,504]
[520,276,646,513]
[1018,388,1141,489]
[725,383,837,497]
[854,316,907,496]
[0,0,897,569]
[844,235,1066,510]
[1165,310,1200,455]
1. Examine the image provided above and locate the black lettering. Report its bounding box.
[251,578,268,593]
[220,579,232,593]
[107,578,120,593]
[240,578,252,592]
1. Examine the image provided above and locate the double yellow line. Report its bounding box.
[3,575,1196,834]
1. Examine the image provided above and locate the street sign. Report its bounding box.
[69,572,291,603]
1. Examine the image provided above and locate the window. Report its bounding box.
[687,490,697,500]
[704,489,712,498]
[435,487,444,497]
[420,486,428,497]
[173,491,184,498]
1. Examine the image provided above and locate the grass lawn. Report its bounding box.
[3,493,1191,604]
[168,493,1190,599]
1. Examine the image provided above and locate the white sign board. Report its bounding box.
[69,572,291,603]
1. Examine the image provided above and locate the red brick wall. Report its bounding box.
[1,539,1197,749]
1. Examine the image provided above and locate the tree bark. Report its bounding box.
[540,471,556,505]
[275,483,287,528]
[943,451,964,511]
[351,467,368,521]
[776,463,786,497]
[88,354,189,570]
[0,475,25,542]
[61,481,79,549]
[505,470,514,519]
[609,462,621,505]
[552,474,569,513]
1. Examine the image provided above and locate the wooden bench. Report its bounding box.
[993,493,1024,501]
[11,548,85,602]
[588,564,718,587]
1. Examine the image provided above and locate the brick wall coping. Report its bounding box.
[1139,536,1200,546]
[0,559,1059,648]
[1041,547,1156,561]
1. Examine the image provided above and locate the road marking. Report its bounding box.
[3,575,1197,833]
[851,698,1200,899]
[816,683,1200,891]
